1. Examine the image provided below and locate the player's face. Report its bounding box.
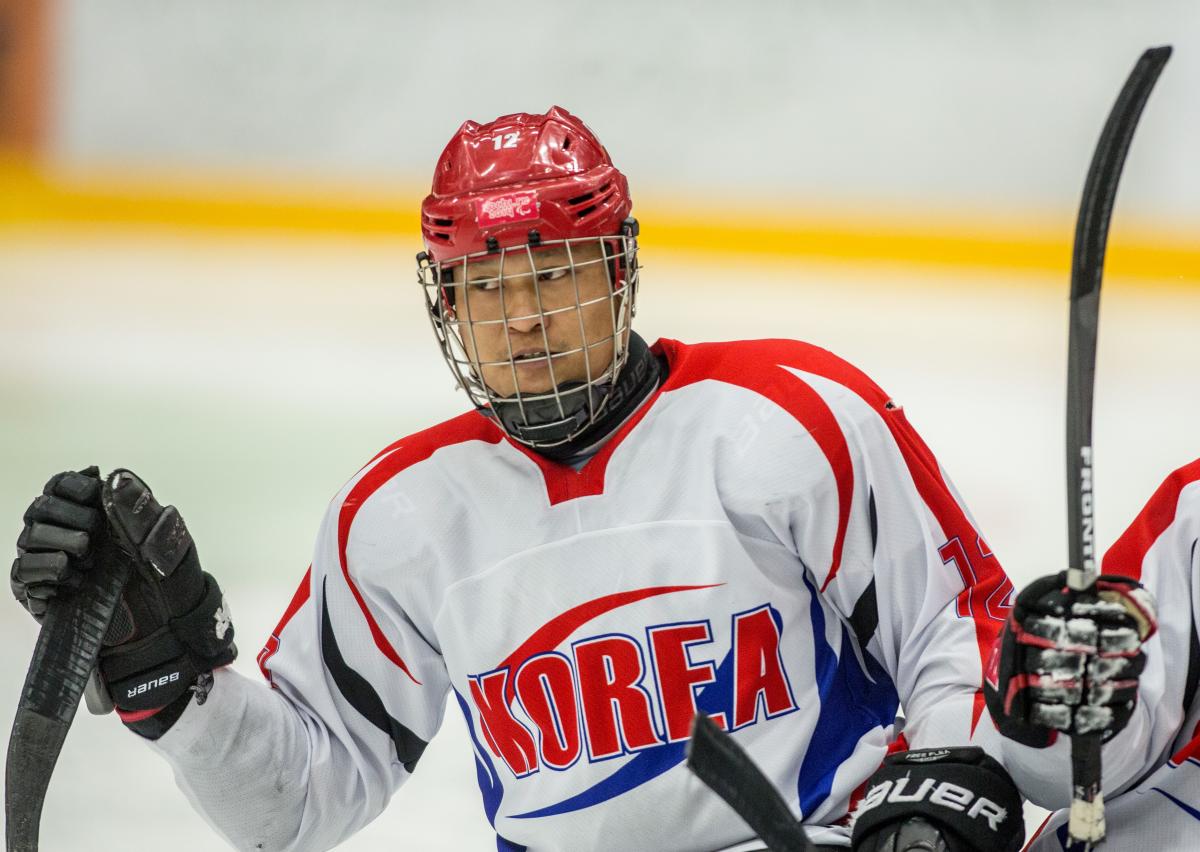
[445,242,619,397]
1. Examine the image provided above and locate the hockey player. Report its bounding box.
[8,106,1142,851]
[1012,460,1200,850]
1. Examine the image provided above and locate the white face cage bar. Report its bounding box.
[417,221,640,448]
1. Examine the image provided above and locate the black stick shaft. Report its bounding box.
[1064,44,1171,849]
[5,557,130,852]
[1066,45,1171,589]
[686,714,814,852]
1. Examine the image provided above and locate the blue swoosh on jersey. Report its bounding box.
[795,570,899,819]
[1151,787,1200,822]
[509,649,735,818]
[455,690,529,851]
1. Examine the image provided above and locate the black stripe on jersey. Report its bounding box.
[1184,619,1200,720]
[868,487,879,556]
[1183,538,1200,717]
[849,578,879,651]
[321,579,428,773]
[848,488,879,649]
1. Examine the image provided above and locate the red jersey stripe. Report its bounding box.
[1102,459,1200,581]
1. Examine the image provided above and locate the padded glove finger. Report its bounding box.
[23,493,102,533]
[17,521,91,556]
[12,553,78,620]
[46,465,103,504]
[12,550,74,587]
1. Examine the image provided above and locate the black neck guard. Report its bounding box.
[490,332,663,462]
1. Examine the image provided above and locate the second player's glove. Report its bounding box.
[851,746,1024,852]
[985,571,1156,747]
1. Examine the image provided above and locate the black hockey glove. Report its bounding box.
[12,466,110,620]
[11,467,236,738]
[984,571,1156,747]
[851,747,1024,852]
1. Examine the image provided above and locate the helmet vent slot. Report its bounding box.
[566,190,595,206]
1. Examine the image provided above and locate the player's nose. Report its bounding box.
[504,281,544,333]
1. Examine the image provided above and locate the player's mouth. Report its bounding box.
[510,348,557,366]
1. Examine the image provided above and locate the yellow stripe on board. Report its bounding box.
[2,159,1197,282]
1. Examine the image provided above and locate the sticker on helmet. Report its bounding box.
[475,192,540,226]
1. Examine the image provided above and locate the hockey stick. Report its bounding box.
[686,713,815,852]
[4,554,130,852]
[1064,44,1171,849]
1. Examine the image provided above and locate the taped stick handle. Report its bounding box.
[5,555,130,852]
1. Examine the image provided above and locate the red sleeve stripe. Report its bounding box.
[257,566,313,683]
[337,412,501,685]
[1171,723,1200,765]
[871,404,1007,733]
[1102,459,1200,581]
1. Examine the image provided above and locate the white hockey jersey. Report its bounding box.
[1027,460,1200,851]
[150,338,1015,852]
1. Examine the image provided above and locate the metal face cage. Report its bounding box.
[417,221,640,448]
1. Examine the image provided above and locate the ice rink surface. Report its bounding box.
[1,226,1197,850]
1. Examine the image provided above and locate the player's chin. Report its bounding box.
[513,366,581,396]
[482,359,587,397]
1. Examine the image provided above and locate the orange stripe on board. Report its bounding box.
[1,159,1198,282]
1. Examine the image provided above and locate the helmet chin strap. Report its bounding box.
[491,380,607,447]
[487,332,660,456]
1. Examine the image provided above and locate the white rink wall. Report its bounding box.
[54,0,1200,225]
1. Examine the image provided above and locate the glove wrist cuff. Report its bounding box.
[99,572,236,712]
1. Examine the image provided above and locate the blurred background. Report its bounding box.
[1,1,1198,849]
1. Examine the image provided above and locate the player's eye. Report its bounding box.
[467,278,501,292]
[536,268,569,283]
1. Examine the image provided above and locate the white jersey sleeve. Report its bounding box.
[1027,460,1200,847]
[148,455,453,852]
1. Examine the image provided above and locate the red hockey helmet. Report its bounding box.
[416,107,641,450]
[420,106,632,262]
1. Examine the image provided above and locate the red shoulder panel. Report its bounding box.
[1103,459,1200,581]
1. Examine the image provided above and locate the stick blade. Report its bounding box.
[1070,44,1171,303]
[686,714,813,852]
